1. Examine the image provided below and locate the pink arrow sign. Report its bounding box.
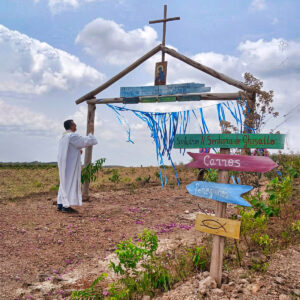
[187,152,278,173]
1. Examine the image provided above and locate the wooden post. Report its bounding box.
[82,103,96,201]
[209,147,230,286]
[162,4,167,62]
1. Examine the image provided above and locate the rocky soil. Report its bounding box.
[1,184,299,299]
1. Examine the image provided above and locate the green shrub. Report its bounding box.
[34,181,42,187]
[203,169,218,182]
[81,158,106,184]
[50,184,59,191]
[109,229,158,275]
[266,176,292,215]
[240,208,267,250]
[108,169,120,184]
[71,272,107,299]
[154,171,160,179]
[244,192,279,218]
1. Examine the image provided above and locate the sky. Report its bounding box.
[0,0,299,166]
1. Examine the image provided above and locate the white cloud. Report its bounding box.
[250,0,267,11]
[0,99,105,138]
[75,18,158,65]
[0,99,61,136]
[0,24,105,95]
[47,0,104,13]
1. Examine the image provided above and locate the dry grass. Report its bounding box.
[0,168,59,201]
[0,165,197,201]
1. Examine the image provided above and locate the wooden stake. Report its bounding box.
[209,147,230,287]
[82,103,96,201]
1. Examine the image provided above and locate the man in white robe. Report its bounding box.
[57,120,98,213]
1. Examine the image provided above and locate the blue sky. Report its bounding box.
[0,0,299,165]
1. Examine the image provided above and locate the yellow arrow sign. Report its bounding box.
[195,213,241,240]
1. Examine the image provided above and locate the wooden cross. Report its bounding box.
[149,5,180,62]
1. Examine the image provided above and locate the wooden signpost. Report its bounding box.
[187,152,278,173]
[195,214,241,240]
[174,133,285,149]
[177,133,283,287]
[186,181,252,206]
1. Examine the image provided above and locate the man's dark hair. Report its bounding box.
[64,119,73,130]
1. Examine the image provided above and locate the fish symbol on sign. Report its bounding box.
[200,219,227,232]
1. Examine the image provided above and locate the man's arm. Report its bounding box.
[69,124,98,149]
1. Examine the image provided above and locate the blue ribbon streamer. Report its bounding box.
[106,98,254,187]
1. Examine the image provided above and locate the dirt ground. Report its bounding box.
[0,184,216,299]
[0,169,299,300]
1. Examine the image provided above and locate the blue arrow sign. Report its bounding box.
[186,181,252,207]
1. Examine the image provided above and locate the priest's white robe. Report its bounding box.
[57,132,98,208]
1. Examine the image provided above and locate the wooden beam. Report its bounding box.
[162,46,253,93]
[75,44,162,105]
[149,17,180,24]
[209,148,230,287]
[82,102,96,201]
[86,92,242,104]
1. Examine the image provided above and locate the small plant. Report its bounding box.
[188,246,208,271]
[136,176,142,182]
[71,272,107,299]
[143,175,151,184]
[258,234,273,253]
[250,261,269,273]
[266,176,292,215]
[203,169,218,182]
[291,220,300,233]
[108,169,120,183]
[122,177,131,183]
[141,257,174,292]
[81,158,106,184]
[130,183,136,194]
[34,181,42,187]
[240,208,267,250]
[244,192,279,218]
[109,229,158,275]
[50,184,59,191]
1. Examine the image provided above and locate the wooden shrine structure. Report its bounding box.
[75,5,257,286]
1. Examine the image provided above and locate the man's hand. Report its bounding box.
[89,123,94,134]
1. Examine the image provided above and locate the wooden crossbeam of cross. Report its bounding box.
[149,5,180,62]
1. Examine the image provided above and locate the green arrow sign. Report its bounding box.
[174,134,285,149]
